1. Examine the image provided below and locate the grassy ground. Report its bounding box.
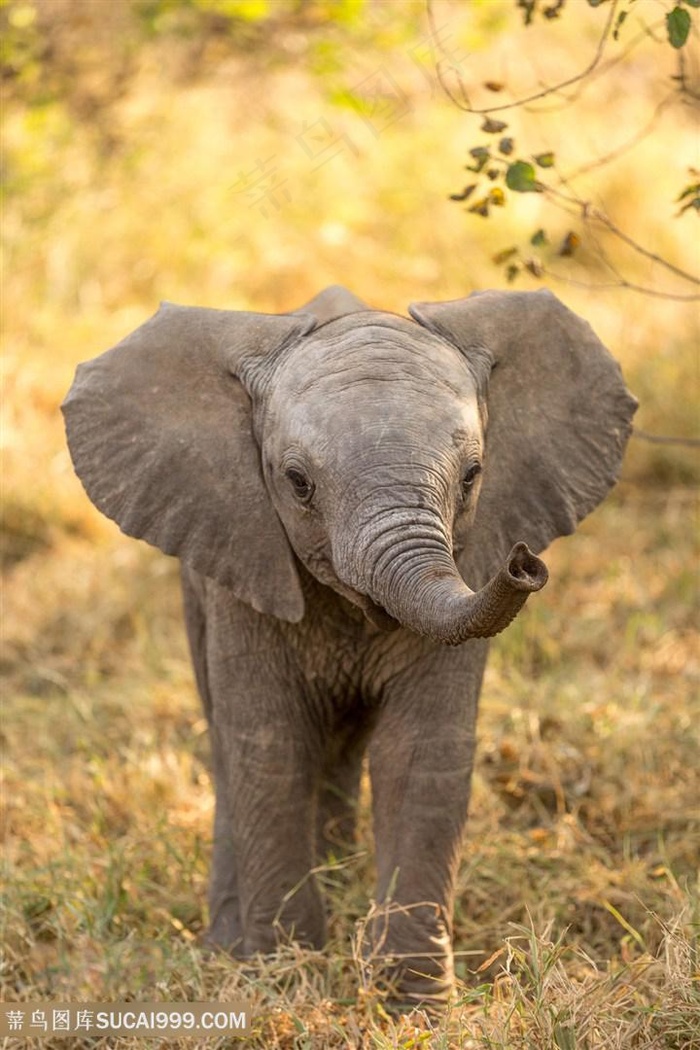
[2,2,699,1046]
[3,488,698,1048]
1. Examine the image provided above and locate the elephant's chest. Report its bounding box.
[281,608,429,710]
[283,614,375,703]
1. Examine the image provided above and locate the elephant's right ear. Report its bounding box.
[410,290,638,588]
[62,303,314,621]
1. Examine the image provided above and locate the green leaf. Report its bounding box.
[559,231,580,256]
[543,1,566,19]
[531,228,548,246]
[525,257,544,277]
[505,160,542,192]
[506,263,520,283]
[449,184,477,202]
[666,6,691,47]
[481,117,508,133]
[466,146,490,173]
[677,182,700,215]
[682,0,700,8]
[469,197,491,217]
[534,151,555,168]
[517,0,536,25]
[492,246,518,264]
[613,10,628,40]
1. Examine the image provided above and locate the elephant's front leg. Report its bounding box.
[366,639,489,1008]
[220,718,326,955]
[206,722,244,951]
[181,568,243,951]
[205,612,326,957]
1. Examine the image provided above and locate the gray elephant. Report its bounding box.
[62,285,636,1008]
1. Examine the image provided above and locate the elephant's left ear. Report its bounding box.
[409,289,638,587]
[62,304,315,620]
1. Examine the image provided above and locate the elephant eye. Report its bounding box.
[461,462,482,496]
[285,467,315,503]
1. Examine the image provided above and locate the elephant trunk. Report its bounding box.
[341,514,548,645]
[378,541,547,644]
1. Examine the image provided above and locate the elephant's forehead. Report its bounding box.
[280,318,474,397]
[270,319,482,450]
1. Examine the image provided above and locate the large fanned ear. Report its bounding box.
[409,290,637,588]
[296,285,369,326]
[62,303,314,621]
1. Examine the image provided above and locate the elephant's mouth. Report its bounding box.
[322,565,401,632]
[357,594,401,632]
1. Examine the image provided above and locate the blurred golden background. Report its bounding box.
[2,2,698,1046]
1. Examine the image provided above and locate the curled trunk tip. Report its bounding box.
[505,542,549,592]
[435,542,548,644]
[364,539,548,646]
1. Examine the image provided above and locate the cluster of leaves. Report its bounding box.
[450,117,550,210]
[449,0,699,288]
[517,0,699,50]
[450,119,573,283]
[491,230,581,285]
[516,0,567,24]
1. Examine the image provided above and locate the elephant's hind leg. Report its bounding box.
[316,723,371,863]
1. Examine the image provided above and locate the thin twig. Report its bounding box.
[539,265,700,301]
[563,93,676,182]
[426,0,618,115]
[633,430,700,448]
[526,16,668,113]
[590,208,700,286]
[676,47,700,103]
[543,184,700,287]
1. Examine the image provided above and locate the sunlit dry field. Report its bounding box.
[2,2,699,1046]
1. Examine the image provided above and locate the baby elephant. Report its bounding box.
[63,286,636,1007]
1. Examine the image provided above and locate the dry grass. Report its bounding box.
[2,2,699,1046]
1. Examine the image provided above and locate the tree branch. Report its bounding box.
[558,93,675,181]
[543,184,700,288]
[525,16,668,113]
[538,266,700,302]
[633,429,700,448]
[426,0,618,115]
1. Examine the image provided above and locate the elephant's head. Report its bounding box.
[62,285,637,645]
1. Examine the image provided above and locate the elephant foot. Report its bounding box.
[362,901,455,1013]
[367,962,455,1016]
[201,896,244,957]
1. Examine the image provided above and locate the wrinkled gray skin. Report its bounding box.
[62,286,637,1007]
